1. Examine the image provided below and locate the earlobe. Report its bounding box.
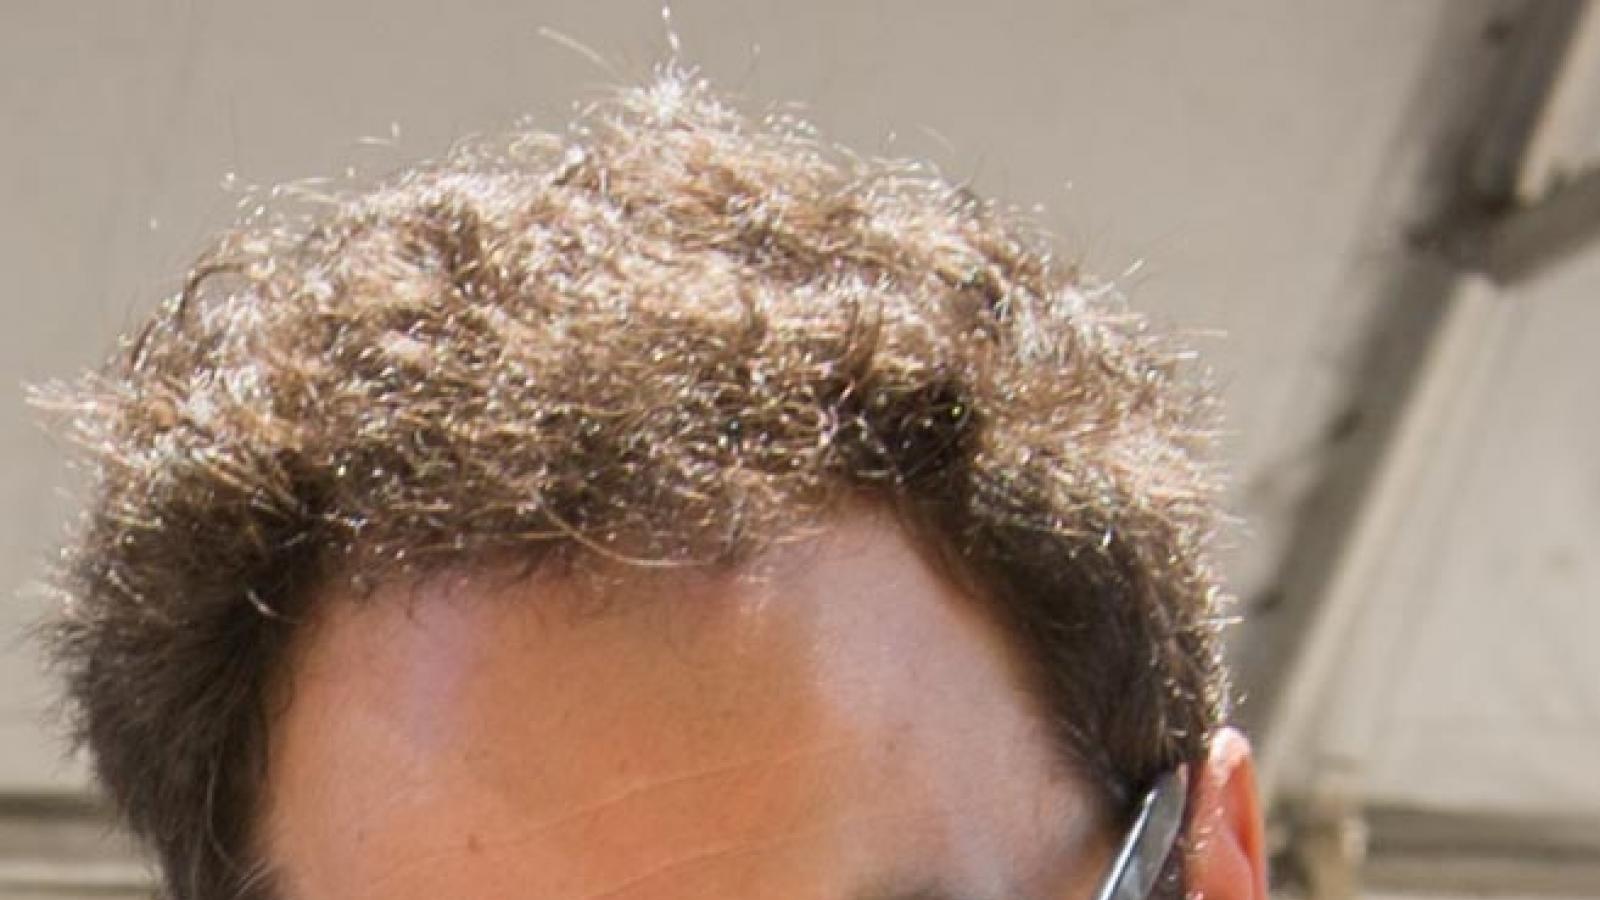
[1183,728,1268,900]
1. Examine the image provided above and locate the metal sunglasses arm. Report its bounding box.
[1092,769,1190,900]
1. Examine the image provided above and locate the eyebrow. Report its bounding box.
[264,871,987,900]
[267,878,983,900]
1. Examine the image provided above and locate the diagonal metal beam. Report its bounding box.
[1469,0,1598,205]
[1453,164,1600,284]
[1245,0,1600,812]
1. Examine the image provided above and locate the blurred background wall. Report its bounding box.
[3,1,1597,897]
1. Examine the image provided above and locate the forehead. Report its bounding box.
[262,513,1106,900]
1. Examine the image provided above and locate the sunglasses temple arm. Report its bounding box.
[1092,767,1190,900]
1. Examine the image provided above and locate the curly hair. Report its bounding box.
[41,70,1229,900]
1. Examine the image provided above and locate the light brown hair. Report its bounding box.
[44,71,1229,899]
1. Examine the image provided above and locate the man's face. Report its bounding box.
[262,512,1112,900]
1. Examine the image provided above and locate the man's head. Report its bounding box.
[45,73,1260,899]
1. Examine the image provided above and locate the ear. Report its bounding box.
[1184,727,1268,900]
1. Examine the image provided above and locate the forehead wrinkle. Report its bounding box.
[342,804,947,900]
[456,736,856,850]
[268,739,860,900]
[268,740,856,900]
[565,804,983,900]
